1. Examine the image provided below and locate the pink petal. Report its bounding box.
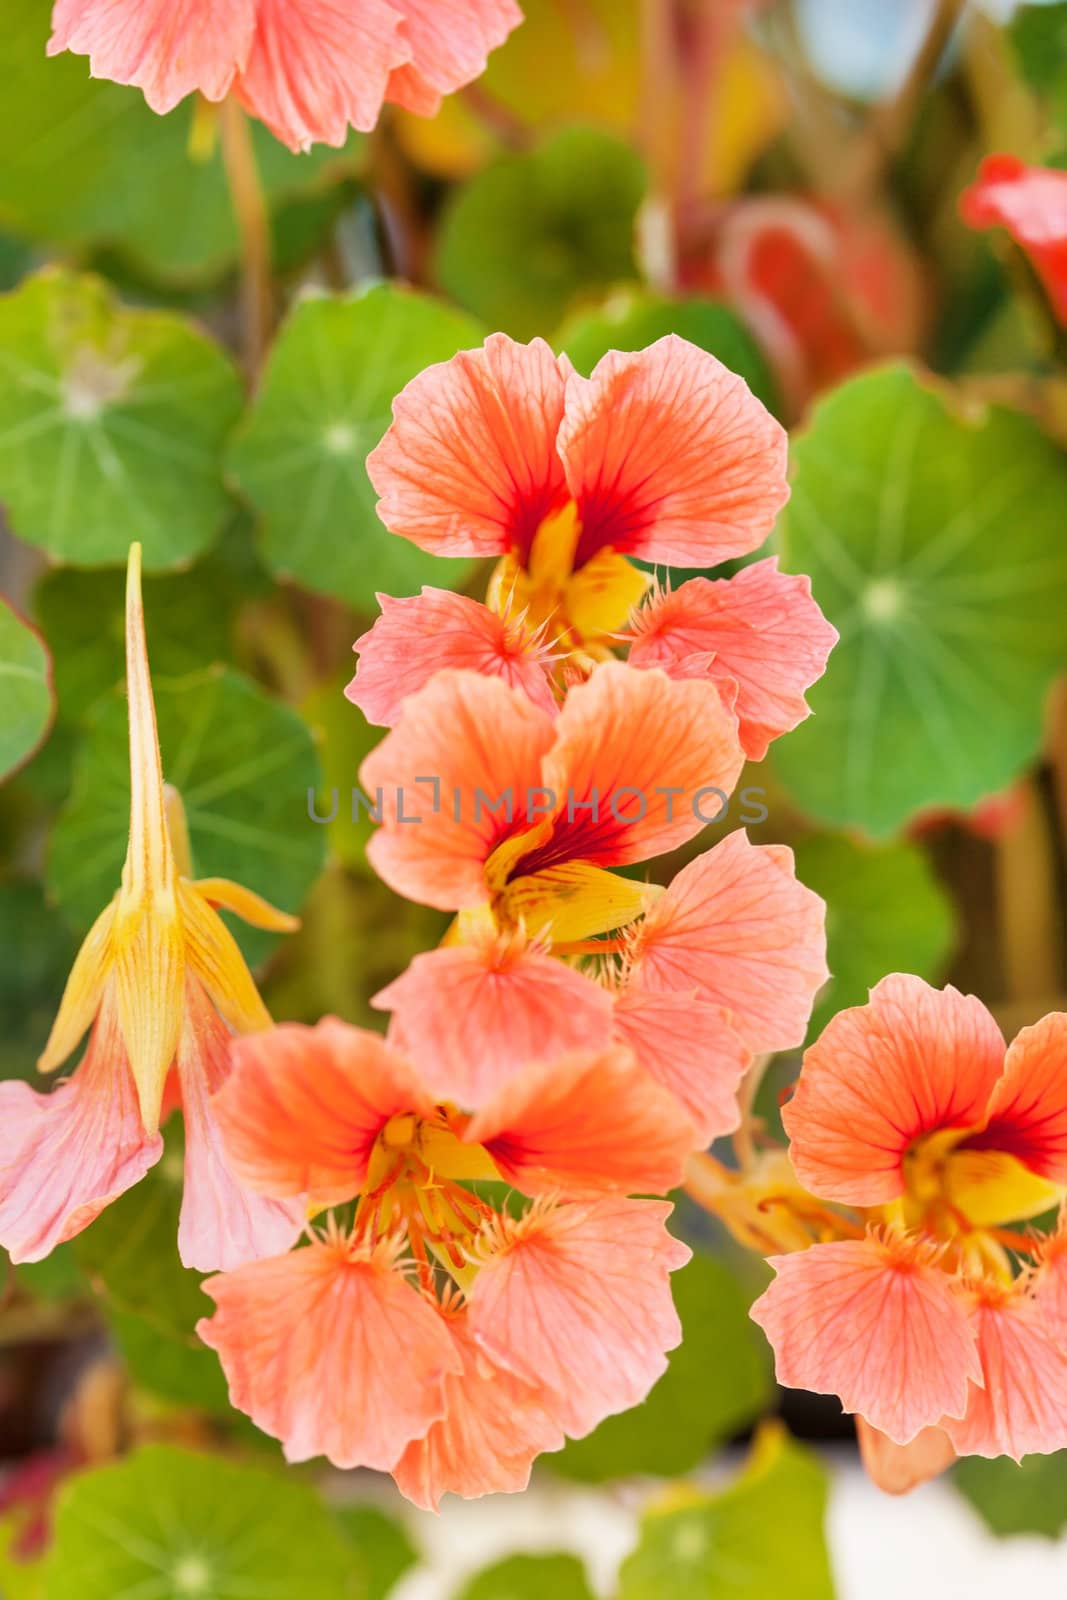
[750,1232,981,1445]
[468,1197,690,1438]
[0,1003,161,1264]
[944,1289,1067,1461]
[464,1046,694,1195]
[629,830,828,1054]
[198,1232,463,1469]
[386,0,523,116]
[856,1417,956,1495]
[236,0,409,151]
[965,1011,1067,1184]
[392,1311,563,1510]
[557,336,789,568]
[612,985,751,1144]
[782,977,1006,1207]
[367,334,569,559]
[48,0,255,114]
[373,934,613,1105]
[626,559,838,760]
[362,668,557,911]
[213,1019,433,1206]
[175,983,303,1273]
[536,661,744,869]
[1034,1212,1067,1348]
[348,588,556,729]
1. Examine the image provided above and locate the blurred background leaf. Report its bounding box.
[39,1445,357,1599]
[793,832,957,1041]
[773,364,1067,835]
[0,269,242,567]
[618,1425,834,1600]
[0,597,53,781]
[227,285,484,606]
[455,1552,596,1600]
[954,1451,1067,1538]
[436,127,646,340]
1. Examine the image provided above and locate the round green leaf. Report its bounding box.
[0,1,359,284]
[618,1426,834,1600]
[954,1451,1067,1538]
[42,1445,356,1600]
[0,594,53,781]
[793,832,957,1041]
[333,1506,417,1600]
[47,666,325,967]
[437,126,646,340]
[551,1252,771,1482]
[773,364,1067,835]
[0,269,242,569]
[227,284,485,605]
[457,1554,595,1600]
[556,290,779,413]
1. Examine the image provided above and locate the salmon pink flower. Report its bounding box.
[347,587,557,728]
[750,976,1067,1480]
[961,156,1067,328]
[361,659,745,941]
[47,0,522,151]
[197,1018,692,1502]
[0,545,301,1271]
[624,559,839,760]
[365,334,790,678]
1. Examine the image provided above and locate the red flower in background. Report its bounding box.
[961,155,1067,327]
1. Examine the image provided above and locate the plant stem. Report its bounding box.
[219,97,273,376]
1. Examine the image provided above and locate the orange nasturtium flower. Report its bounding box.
[348,334,836,754]
[197,1018,694,1505]
[357,661,827,1142]
[47,0,522,151]
[749,975,1067,1490]
[0,545,301,1271]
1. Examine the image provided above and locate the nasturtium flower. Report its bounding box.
[197,1019,693,1504]
[47,0,522,151]
[750,976,1067,1485]
[359,333,798,689]
[0,545,301,1271]
[961,155,1067,328]
[360,666,826,1144]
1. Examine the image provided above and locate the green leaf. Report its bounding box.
[556,291,778,413]
[618,1425,834,1600]
[0,1516,44,1600]
[0,595,53,781]
[334,1506,418,1600]
[41,1445,356,1600]
[793,832,956,1041]
[0,269,242,569]
[773,364,1067,836]
[437,126,646,341]
[47,666,325,967]
[227,284,485,605]
[73,1155,233,1414]
[34,542,247,724]
[954,1451,1067,1538]
[16,1244,85,1302]
[0,878,77,1081]
[0,1,359,284]
[552,1252,770,1482]
[1011,3,1067,139]
[455,1553,595,1600]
